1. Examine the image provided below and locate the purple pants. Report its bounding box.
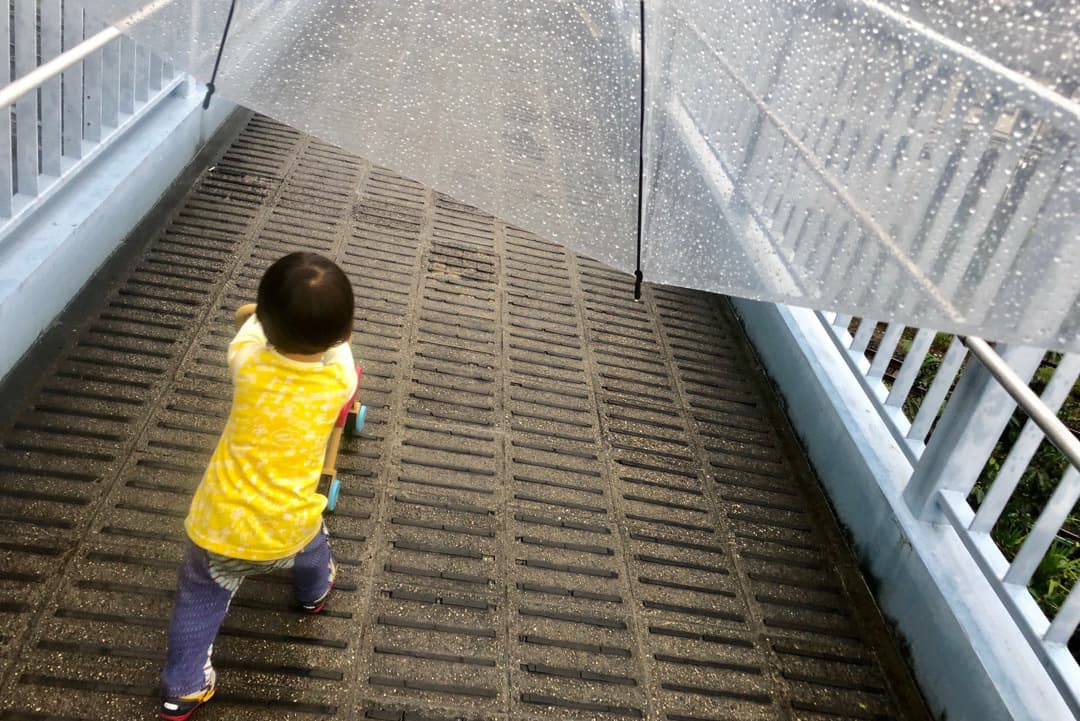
[161,527,334,697]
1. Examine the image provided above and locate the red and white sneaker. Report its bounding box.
[160,682,215,721]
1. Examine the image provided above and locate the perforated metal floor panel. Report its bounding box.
[0,115,929,721]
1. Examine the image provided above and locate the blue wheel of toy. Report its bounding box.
[326,478,341,512]
[354,404,367,434]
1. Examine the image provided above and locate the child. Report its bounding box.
[159,252,359,721]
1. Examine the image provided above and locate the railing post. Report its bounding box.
[903,344,1043,521]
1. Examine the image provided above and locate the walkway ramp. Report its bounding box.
[0,115,927,721]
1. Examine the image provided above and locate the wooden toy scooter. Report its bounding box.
[234,304,366,513]
[318,376,366,512]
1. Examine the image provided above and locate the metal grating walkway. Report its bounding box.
[0,115,929,721]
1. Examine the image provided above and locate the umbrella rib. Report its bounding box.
[634,0,646,301]
[203,0,239,109]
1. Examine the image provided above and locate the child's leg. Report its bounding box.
[160,542,240,697]
[292,524,335,606]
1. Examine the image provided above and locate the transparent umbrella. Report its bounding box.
[87,0,1080,350]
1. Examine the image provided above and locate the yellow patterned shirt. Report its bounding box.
[185,316,358,561]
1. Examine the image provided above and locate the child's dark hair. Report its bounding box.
[256,252,354,355]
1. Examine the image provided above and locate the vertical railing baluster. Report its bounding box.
[83,16,103,144]
[907,336,968,444]
[812,222,851,285]
[14,0,39,196]
[971,354,1080,533]
[62,0,84,161]
[135,45,150,104]
[1045,580,1080,645]
[868,323,905,381]
[101,37,120,129]
[1004,466,1080,586]
[149,53,163,92]
[40,0,63,177]
[119,36,135,115]
[0,0,13,216]
[968,138,1063,322]
[912,99,1001,269]
[875,64,960,303]
[936,115,1034,299]
[885,327,935,409]
[850,318,877,357]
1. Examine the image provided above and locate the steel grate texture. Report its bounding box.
[0,115,926,721]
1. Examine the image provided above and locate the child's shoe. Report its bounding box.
[298,559,336,614]
[160,682,215,721]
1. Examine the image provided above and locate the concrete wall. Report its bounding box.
[729,298,1071,721]
[0,86,236,383]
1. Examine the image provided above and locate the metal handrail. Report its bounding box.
[0,0,177,109]
[963,336,1080,471]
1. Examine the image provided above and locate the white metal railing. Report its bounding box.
[820,312,1080,712]
[657,0,1080,711]
[1,0,182,238]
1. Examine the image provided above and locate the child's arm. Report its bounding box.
[234,303,257,330]
[228,305,267,377]
[324,340,359,400]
